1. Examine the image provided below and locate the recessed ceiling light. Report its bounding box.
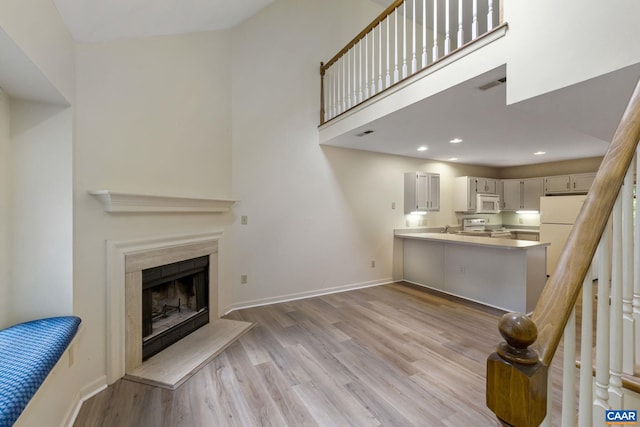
[417,146,428,152]
[534,151,546,155]
[448,157,458,161]
[450,138,463,144]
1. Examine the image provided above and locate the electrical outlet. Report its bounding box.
[519,217,524,224]
[371,260,375,268]
[241,274,248,284]
[241,216,248,225]
[391,202,396,210]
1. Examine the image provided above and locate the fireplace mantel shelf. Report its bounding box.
[89,190,237,213]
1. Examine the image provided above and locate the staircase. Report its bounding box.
[486,79,640,426]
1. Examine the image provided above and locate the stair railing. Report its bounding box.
[320,0,502,124]
[486,79,640,426]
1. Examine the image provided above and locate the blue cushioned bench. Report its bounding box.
[0,316,81,427]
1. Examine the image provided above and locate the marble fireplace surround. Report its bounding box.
[106,231,221,384]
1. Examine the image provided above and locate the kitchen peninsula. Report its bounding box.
[394,231,549,313]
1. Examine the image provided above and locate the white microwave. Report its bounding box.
[476,193,501,214]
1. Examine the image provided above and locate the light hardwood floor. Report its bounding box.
[75,282,567,426]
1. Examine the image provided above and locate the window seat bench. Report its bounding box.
[0,316,81,427]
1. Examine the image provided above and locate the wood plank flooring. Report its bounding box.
[74,282,567,426]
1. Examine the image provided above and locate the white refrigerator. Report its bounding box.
[539,195,589,279]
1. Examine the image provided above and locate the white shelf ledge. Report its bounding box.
[89,190,237,213]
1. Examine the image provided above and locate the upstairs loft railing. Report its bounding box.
[320,0,503,125]
[486,79,640,426]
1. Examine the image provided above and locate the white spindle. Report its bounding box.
[609,196,624,409]
[329,68,335,119]
[358,41,363,103]
[578,269,594,427]
[378,24,383,92]
[593,225,612,423]
[634,152,640,367]
[386,16,391,87]
[340,57,346,113]
[371,27,376,96]
[353,49,357,107]
[623,160,635,374]
[432,0,439,61]
[346,51,352,109]
[562,307,577,427]
[402,3,407,78]
[364,33,369,101]
[457,0,464,47]
[472,0,478,39]
[394,9,399,83]
[444,0,451,54]
[411,0,417,73]
[422,0,427,67]
[487,0,494,30]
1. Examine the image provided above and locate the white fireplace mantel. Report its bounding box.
[89,190,237,213]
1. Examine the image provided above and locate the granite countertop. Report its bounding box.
[394,232,549,249]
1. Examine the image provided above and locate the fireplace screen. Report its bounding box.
[141,255,209,360]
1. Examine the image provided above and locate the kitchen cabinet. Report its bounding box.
[454,176,499,212]
[501,178,543,211]
[404,172,440,213]
[544,173,595,195]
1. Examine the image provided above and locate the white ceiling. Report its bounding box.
[323,64,640,167]
[52,0,275,42]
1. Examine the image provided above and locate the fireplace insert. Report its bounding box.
[141,255,209,360]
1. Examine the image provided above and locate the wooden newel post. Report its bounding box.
[486,312,548,427]
[320,62,326,125]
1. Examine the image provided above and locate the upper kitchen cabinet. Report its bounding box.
[404,172,440,214]
[501,178,543,211]
[454,176,498,212]
[544,173,596,195]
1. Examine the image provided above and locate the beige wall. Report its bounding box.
[498,157,602,179]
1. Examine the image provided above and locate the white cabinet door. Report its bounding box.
[571,173,596,192]
[477,177,498,194]
[544,175,571,194]
[502,180,522,211]
[404,172,440,213]
[522,178,543,210]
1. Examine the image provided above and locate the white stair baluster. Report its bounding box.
[371,27,376,96]
[393,9,399,83]
[364,33,369,101]
[457,0,464,48]
[487,0,494,30]
[378,24,383,92]
[578,268,594,427]
[609,195,624,409]
[444,0,451,55]
[422,0,427,67]
[340,57,346,113]
[386,15,391,87]
[623,160,635,374]
[472,0,478,39]
[635,152,640,368]
[347,50,352,109]
[411,0,417,73]
[593,225,612,424]
[358,41,363,103]
[432,0,439,61]
[562,307,577,427]
[402,3,408,78]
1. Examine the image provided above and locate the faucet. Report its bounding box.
[442,225,450,233]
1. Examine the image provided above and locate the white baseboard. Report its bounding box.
[64,376,107,427]
[224,278,394,314]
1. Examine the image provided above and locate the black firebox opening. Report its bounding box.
[141,255,209,360]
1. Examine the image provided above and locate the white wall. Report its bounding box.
[503,0,640,104]
[0,89,10,328]
[0,0,75,103]
[73,29,234,401]
[229,0,499,308]
[9,100,73,323]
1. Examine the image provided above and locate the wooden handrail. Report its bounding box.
[320,0,404,72]
[487,78,640,426]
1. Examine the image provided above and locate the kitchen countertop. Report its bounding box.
[394,232,549,249]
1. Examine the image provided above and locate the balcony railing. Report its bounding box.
[320,0,502,125]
